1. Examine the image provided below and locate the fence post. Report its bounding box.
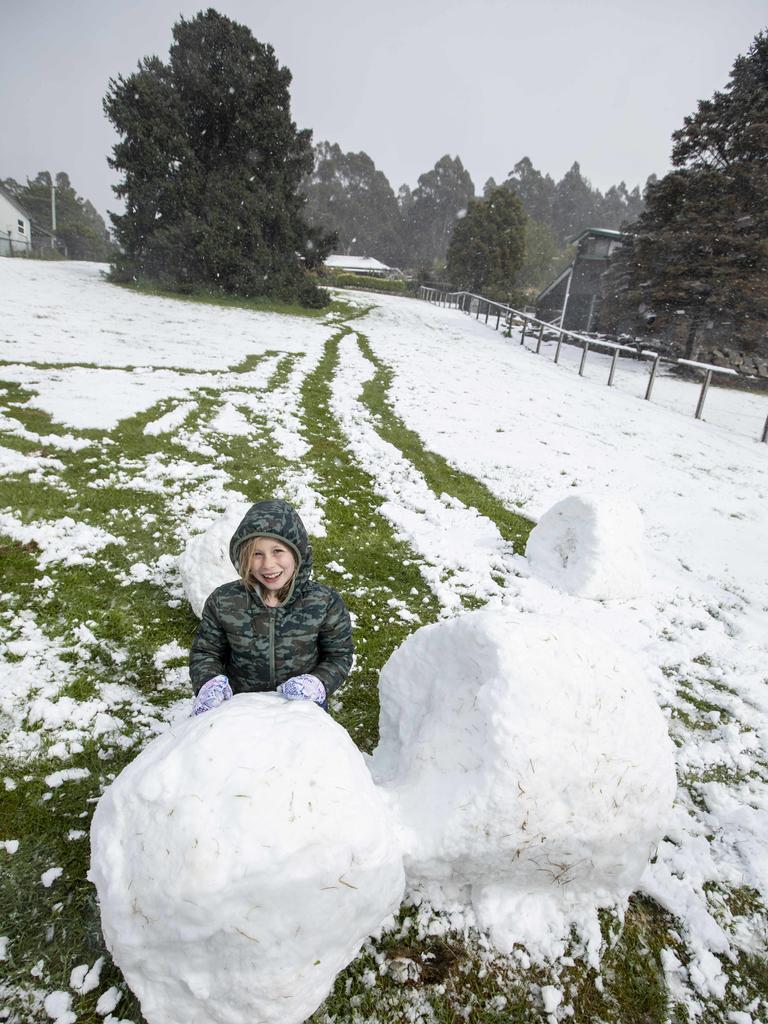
[578,339,590,376]
[694,369,713,420]
[476,299,480,320]
[496,309,501,330]
[762,413,768,443]
[644,353,661,401]
[520,318,528,345]
[485,302,490,324]
[536,323,544,353]
[608,348,619,387]
[554,331,564,364]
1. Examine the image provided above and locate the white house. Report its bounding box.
[324,254,394,277]
[0,184,32,256]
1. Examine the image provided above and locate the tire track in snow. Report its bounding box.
[330,332,519,614]
[233,351,328,537]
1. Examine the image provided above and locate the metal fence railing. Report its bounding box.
[0,233,33,258]
[418,286,768,445]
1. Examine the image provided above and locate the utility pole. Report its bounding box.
[50,182,57,250]
[560,265,574,330]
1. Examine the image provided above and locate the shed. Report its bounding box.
[536,228,623,332]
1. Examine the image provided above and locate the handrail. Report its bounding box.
[418,286,766,442]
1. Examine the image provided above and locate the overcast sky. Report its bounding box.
[2,0,766,223]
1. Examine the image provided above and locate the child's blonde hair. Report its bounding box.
[237,535,297,604]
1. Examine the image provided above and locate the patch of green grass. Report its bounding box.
[1,297,760,1024]
[299,327,441,750]
[0,749,144,1023]
[110,277,354,320]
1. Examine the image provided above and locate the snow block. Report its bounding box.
[525,493,649,601]
[178,502,249,617]
[370,609,676,960]
[90,695,404,1024]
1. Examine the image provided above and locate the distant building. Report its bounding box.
[0,184,32,256]
[536,228,623,333]
[324,254,396,278]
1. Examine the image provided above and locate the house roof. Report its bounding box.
[0,183,32,220]
[568,227,623,245]
[324,254,392,273]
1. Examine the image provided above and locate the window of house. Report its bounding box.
[17,219,25,234]
[588,237,611,258]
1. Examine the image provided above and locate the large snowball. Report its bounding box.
[90,696,405,1024]
[178,502,248,616]
[370,610,676,959]
[525,493,649,600]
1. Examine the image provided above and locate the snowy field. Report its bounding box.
[1,260,767,1024]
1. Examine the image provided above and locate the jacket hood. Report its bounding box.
[229,499,312,601]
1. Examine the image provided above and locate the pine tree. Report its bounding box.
[603,31,768,355]
[445,187,526,299]
[103,9,332,305]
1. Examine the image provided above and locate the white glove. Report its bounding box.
[191,675,233,716]
[277,674,326,705]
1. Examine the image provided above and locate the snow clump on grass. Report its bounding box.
[525,493,649,600]
[89,695,405,1024]
[370,609,677,964]
[177,501,249,616]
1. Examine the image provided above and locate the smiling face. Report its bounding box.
[248,536,297,597]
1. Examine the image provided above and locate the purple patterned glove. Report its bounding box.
[191,675,233,716]
[277,674,326,705]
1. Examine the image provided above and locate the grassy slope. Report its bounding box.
[0,287,763,1024]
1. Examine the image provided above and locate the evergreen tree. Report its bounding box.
[550,162,599,244]
[302,142,403,265]
[501,157,644,248]
[445,187,526,299]
[2,171,112,260]
[603,31,768,353]
[482,177,498,198]
[402,155,475,270]
[502,157,556,225]
[103,9,332,305]
[598,182,644,230]
[516,217,573,294]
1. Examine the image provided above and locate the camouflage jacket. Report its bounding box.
[189,499,354,696]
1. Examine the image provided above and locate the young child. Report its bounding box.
[190,498,353,715]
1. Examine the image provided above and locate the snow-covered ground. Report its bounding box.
[2,261,767,1022]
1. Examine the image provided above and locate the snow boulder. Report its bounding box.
[178,502,249,617]
[525,493,649,600]
[370,609,676,960]
[90,695,405,1024]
